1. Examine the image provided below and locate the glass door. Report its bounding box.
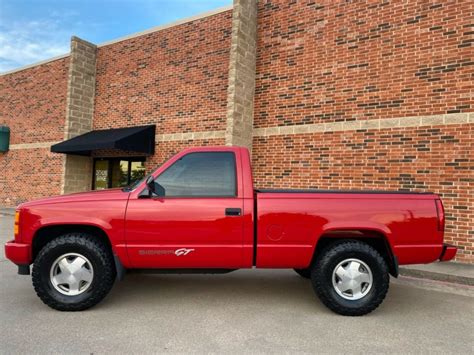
[93,160,110,190]
[93,158,146,190]
[111,160,130,188]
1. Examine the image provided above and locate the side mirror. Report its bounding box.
[145,175,155,196]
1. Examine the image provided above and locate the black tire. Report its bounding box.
[294,268,311,279]
[311,240,389,316]
[32,233,116,311]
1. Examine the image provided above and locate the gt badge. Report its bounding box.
[175,248,195,256]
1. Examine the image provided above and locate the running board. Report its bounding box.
[127,268,238,274]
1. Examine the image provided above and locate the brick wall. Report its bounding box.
[0,58,69,205]
[253,0,473,262]
[93,10,233,135]
[254,0,472,128]
[0,149,64,206]
[91,9,234,185]
[0,59,69,144]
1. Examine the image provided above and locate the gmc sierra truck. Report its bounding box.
[5,146,456,316]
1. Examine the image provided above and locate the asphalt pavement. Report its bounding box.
[1,212,473,354]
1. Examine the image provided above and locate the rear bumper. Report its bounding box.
[439,243,457,262]
[4,240,31,266]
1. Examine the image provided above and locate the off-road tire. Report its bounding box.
[294,268,311,279]
[32,233,115,311]
[311,240,389,316]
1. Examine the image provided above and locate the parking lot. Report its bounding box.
[1,212,473,354]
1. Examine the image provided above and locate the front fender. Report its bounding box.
[31,218,113,236]
[21,201,127,246]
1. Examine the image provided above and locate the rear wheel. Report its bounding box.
[32,233,115,311]
[311,240,389,316]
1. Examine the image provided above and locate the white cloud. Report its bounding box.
[0,17,71,72]
[0,1,231,73]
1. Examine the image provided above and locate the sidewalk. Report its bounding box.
[400,262,474,286]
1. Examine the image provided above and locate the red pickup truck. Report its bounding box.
[5,146,456,316]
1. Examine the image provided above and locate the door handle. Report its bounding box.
[225,208,242,216]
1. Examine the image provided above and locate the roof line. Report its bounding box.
[0,54,70,76]
[0,4,233,77]
[98,5,233,48]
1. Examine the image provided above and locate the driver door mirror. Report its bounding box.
[145,175,155,197]
[143,175,165,197]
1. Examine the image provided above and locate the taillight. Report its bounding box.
[14,210,20,240]
[435,199,445,232]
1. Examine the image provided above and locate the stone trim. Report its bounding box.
[253,113,474,137]
[63,36,97,141]
[225,0,258,150]
[8,113,473,150]
[61,37,97,194]
[9,141,60,150]
[156,130,226,142]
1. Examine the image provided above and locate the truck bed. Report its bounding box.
[255,189,442,268]
[256,189,433,195]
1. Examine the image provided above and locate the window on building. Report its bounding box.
[93,158,146,190]
[155,152,236,197]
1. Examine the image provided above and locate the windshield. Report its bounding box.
[121,156,171,192]
[122,174,149,192]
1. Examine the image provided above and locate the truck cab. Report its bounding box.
[125,146,255,269]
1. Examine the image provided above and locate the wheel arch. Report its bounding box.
[312,229,398,277]
[32,224,113,262]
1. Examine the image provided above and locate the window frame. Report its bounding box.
[149,151,238,199]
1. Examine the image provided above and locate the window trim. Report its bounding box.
[148,151,238,199]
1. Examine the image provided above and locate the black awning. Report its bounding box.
[51,125,156,156]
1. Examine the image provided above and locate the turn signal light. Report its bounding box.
[435,199,445,232]
[14,210,20,239]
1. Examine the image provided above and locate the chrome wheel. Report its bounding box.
[332,258,373,300]
[49,253,94,296]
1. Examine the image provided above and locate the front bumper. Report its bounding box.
[4,240,31,266]
[439,243,457,262]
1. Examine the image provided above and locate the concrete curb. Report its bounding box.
[399,264,474,286]
[0,208,15,216]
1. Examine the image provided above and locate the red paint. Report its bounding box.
[4,146,456,269]
[435,199,445,232]
[4,240,30,265]
[440,244,457,262]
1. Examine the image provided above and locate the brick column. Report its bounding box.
[61,36,97,194]
[225,0,258,151]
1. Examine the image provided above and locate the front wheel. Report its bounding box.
[311,240,389,316]
[32,233,116,311]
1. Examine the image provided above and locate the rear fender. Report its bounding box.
[315,222,398,277]
[321,221,394,250]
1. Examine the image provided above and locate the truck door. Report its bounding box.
[125,151,245,268]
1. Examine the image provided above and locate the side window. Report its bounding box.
[155,152,237,197]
